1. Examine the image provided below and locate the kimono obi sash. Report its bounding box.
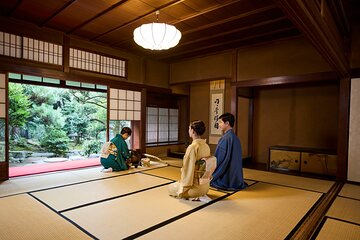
[195,156,217,185]
[100,142,118,158]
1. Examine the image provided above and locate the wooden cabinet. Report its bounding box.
[269,146,337,176]
[269,149,300,171]
[301,152,337,175]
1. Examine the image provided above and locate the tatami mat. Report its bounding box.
[0,163,349,240]
[144,166,181,180]
[326,197,360,224]
[139,182,322,240]
[162,157,183,167]
[63,185,226,240]
[147,166,334,193]
[315,218,360,240]
[244,168,334,193]
[339,183,360,200]
[0,171,83,197]
[0,194,92,240]
[146,166,257,188]
[0,163,167,197]
[146,165,334,193]
[32,173,172,211]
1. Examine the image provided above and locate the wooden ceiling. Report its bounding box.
[0,0,311,62]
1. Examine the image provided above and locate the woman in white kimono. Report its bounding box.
[168,120,211,199]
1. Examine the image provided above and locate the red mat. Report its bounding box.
[9,158,101,177]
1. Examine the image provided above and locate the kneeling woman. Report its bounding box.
[169,120,211,199]
[100,127,131,172]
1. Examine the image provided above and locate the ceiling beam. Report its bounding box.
[112,4,277,47]
[67,0,129,34]
[6,0,23,17]
[40,0,77,27]
[91,0,186,41]
[157,27,297,61]
[273,0,350,77]
[179,5,277,35]
[170,0,257,26]
[161,17,288,48]
[93,0,252,43]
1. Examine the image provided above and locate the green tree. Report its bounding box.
[8,83,107,154]
[63,90,106,144]
[24,84,61,105]
[8,83,30,139]
[40,127,70,157]
[24,85,66,141]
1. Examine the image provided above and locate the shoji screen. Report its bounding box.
[109,88,141,121]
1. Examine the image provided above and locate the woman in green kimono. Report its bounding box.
[100,127,132,172]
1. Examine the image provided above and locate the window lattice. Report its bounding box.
[169,109,179,141]
[146,107,158,143]
[109,88,141,121]
[0,31,21,58]
[159,108,169,142]
[70,48,126,77]
[146,107,179,144]
[0,32,127,76]
[70,48,100,72]
[100,56,126,77]
[23,37,62,65]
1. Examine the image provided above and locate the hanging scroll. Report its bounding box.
[209,80,225,144]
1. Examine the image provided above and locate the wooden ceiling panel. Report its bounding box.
[181,9,284,41]
[137,0,183,9]
[161,3,203,20]
[180,19,295,48]
[0,0,20,15]
[183,0,223,12]
[96,23,139,46]
[11,0,71,25]
[46,0,120,32]
[175,17,209,29]
[154,28,300,61]
[202,0,271,21]
[74,0,154,40]
[115,37,141,50]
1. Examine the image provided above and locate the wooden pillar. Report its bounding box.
[140,88,147,152]
[337,77,350,181]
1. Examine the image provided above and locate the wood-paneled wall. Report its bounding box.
[253,83,339,166]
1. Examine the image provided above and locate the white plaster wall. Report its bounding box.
[348,78,360,182]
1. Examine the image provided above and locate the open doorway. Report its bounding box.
[8,75,108,176]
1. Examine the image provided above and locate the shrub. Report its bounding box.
[40,127,70,157]
[82,139,102,157]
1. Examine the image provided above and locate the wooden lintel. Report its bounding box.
[231,71,338,88]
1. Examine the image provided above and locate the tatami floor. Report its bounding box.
[0,157,359,240]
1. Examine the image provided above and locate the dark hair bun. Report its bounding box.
[190,120,206,136]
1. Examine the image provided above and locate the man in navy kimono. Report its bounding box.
[210,113,248,191]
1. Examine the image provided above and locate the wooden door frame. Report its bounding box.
[0,72,9,180]
[233,86,254,162]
